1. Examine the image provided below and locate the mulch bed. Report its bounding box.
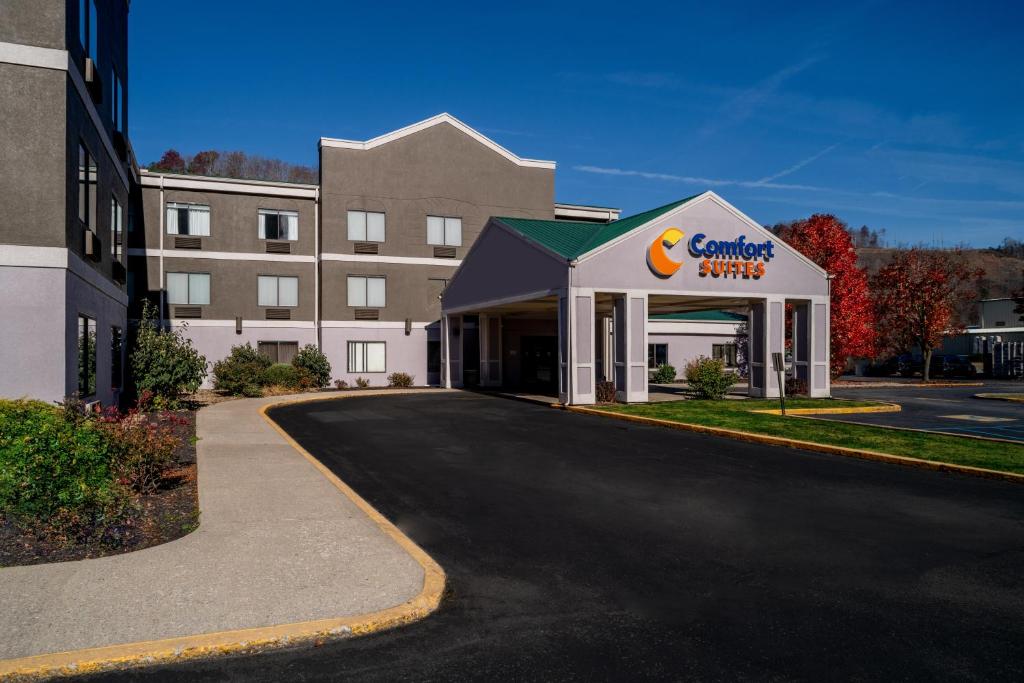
[0,410,199,568]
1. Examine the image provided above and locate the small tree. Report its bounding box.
[684,356,737,399]
[130,302,207,406]
[775,214,876,377]
[872,249,981,381]
[149,149,186,174]
[292,344,331,388]
[212,343,272,396]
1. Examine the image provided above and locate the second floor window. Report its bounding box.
[259,209,298,241]
[166,272,210,305]
[427,216,462,247]
[347,210,385,242]
[258,275,299,307]
[78,143,96,229]
[347,275,385,308]
[166,202,210,236]
[110,196,123,261]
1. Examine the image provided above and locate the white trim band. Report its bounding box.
[140,172,319,198]
[0,41,67,70]
[320,252,462,267]
[128,248,316,263]
[320,320,436,329]
[319,113,556,170]
[168,319,317,329]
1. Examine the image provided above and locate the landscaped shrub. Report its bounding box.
[684,356,737,400]
[292,344,331,388]
[652,363,677,384]
[98,407,180,494]
[131,301,207,407]
[785,376,808,396]
[212,343,272,396]
[0,399,127,531]
[355,377,370,388]
[264,363,301,388]
[596,380,616,403]
[387,372,414,387]
[334,379,349,390]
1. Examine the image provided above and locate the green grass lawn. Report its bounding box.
[594,398,1024,476]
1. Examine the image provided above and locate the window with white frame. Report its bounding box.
[348,341,386,373]
[427,215,462,247]
[166,272,210,305]
[347,210,385,242]
[347,276,385,308]
[110,196,123,261]
[166,202,210,236]
[259,209,298,241]
[258,275,299,307]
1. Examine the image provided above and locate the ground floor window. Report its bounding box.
[348,341,385,373]
[648,343,668,369]
[258,340,298,364]
[111,325,123,389]
[78,314,96,396]
[713,343,738,367]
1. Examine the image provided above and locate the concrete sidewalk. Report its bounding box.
[0,391,443,671]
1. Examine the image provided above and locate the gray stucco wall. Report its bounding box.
[173,324,318,388]
[575,195,829,298]
[320,260,458,321]
[0,63,66,248]
[321,327,429,386]
[0,0,65,49]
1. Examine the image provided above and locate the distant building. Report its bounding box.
[941,298,1024,354]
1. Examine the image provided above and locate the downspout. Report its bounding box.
[314,185,321,349]
[158,175,165,327]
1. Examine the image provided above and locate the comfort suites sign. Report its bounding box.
[647,227,775,280]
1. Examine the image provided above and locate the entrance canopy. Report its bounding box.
[441,191,831,404]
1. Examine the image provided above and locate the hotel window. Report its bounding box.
[347,210,385,242]
[80,0,97,63]
[427,216,462,247]
[78,143,96,229]
[111,68,123,131]
[712,343,738,367]
[259,209,298,241]
[347,276,385,308]
[78,314,97,396]
[647,343,668,369]
[348,341,386,373]
[257,275,299,307]
[258,341,299,364]
[111,326,123,390]
[110,196,123,261]
[166,202,210,236]
[166,272,210,305]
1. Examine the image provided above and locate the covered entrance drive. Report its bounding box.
[441,192,831,405]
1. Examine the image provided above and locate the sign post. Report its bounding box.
[771,351,786,416]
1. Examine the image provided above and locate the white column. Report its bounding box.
[569,289,595,405]
[809,297,831,397]
[749,297,785,398]
[612,293,648,403]
[557,290,570,404]
[441,313,451,388]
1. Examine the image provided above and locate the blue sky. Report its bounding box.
[129,1,1023,247]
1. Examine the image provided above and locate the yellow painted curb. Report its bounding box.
[0,391,446,681]
[834,381,984,389]
[975,393,1024,403]
[565,406,1024,485]
[751,402,902,416]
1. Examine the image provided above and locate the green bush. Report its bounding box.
[264,363,300,387]
[652,364,677,383]
[292,344,331,388]
[0,399,126,527]
[684,356,737,400]
[131,301,207,407]
[99,410,179,494]
[355,377,370,388]
[213,343,272,396]
[387,372,414,387]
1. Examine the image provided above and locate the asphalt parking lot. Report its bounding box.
[829,381,1024,442]
[91,393,1024,681]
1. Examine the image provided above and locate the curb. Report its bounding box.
[563,405,1024,485]
[0,392,446,681]
[750,402,902,416]
[974,393,1024,403]
[833,381,984,389]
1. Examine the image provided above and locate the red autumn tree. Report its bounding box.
[149,149,186,173]
[871,249,981,381]
[775,214,876,377]
[187,150,220,176]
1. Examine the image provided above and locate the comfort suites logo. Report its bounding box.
[647,228,774,280]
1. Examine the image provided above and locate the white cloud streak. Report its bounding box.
[755,144,839,184]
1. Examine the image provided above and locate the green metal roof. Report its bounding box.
[649,311,747,322]
[497,195,701,260]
